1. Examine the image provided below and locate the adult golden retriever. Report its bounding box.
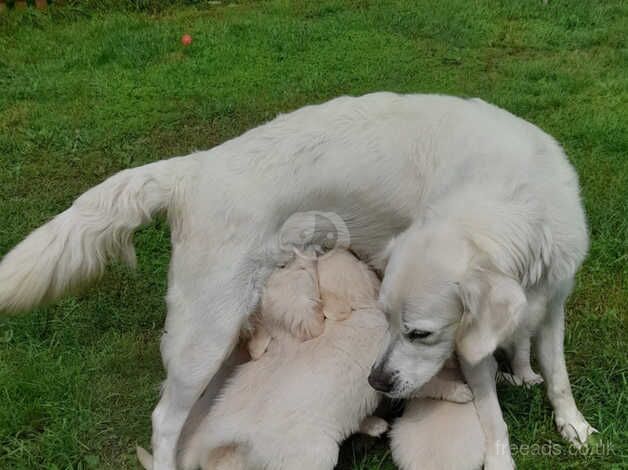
[0,93,594,469]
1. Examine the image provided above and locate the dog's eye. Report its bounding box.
[406,329,432,341]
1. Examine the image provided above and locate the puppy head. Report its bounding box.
[369,223,526,398]
[317,250,379,321]
[260,252,324,340]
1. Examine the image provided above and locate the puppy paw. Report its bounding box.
[446,382,474,403]
[416,377,473,403]
[555,411,598,449]
[298,311,326,340]
[359,416,389,437]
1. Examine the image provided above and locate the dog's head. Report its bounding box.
[368,223,527,398]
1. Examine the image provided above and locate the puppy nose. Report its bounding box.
[368,368,393,393]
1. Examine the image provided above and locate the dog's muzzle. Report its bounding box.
[368,365,394,393]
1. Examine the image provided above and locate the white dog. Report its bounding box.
[0,93,594,468]
[390,349,544,470]
[369,141,595,466]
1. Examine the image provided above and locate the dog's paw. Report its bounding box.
[359,416,389,437]
[446,382,474,403]
[555,411,598,449]
[497,370,543,387]
[511,366,544,387]
[518,370,544,386]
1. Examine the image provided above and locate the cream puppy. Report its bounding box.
[390,349,542,470]
[391,357,485,470]
[180,250,389,470]
[160,249,473,470]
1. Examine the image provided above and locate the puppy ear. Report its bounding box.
[322,291,352,321]
[456,270,527,365]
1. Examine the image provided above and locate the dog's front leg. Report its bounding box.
[460,355,515,470]
[536,285,597,448]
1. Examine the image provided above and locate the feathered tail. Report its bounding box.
[0,157,188,313]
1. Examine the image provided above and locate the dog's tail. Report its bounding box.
[0,157,191,313]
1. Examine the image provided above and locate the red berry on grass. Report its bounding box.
[181,34,192,46]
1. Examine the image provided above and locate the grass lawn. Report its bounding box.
[0,1,626,468]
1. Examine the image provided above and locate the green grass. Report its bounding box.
[0,1,626,468]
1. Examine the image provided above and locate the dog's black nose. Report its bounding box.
[368,368,393,393]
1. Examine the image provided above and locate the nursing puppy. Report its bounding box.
[391,357,485,470]
[392,397,485,470]
[0,93,593,467]
[176,250,472,470]
[180,249,389,470]
[390,349,542,470]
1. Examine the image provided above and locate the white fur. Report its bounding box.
[0,157,194,313]
[138,251,471,470]
[392,398,485,470]
[391,359,485,470]
[391,354,534,470]
[0,93,593,468]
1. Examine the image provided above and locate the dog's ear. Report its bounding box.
[456,269,527,365]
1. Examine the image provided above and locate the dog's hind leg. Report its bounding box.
[150,250,266,470]
[535,279,597,448]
